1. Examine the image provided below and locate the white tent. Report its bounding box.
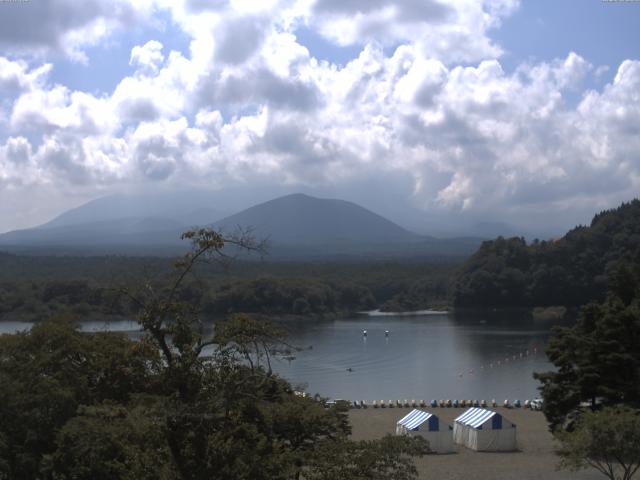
[453,408,516,452]
[396,409,454,453]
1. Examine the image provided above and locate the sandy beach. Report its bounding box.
[348,406,603,480]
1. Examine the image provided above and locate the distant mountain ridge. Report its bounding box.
[0,192,484,258]
[42,191,226,229]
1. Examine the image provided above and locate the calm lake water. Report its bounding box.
[0,311,562,401]
[272,311,560,402]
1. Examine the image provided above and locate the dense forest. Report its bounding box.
[0,253,456,321]
[203,277,376,316]
[452,200,640,308]
[535,255,640,429]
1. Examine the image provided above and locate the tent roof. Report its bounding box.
[397,409,433,430]
[454,408,499,429]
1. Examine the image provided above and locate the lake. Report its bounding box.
[0,310,561,402]
[272,310,559,402]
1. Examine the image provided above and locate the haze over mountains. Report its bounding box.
[39,190,230,230]
[214,194,421,245]
[0,192,486,259]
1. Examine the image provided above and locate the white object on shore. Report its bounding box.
[362,309,448,317]
[530,398,543,411]
[396,409,455,453]
[453,408,517,452]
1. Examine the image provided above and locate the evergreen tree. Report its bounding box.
[535,254,640,430]
[453,199,640,308]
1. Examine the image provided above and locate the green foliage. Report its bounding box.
[48,400,174,480]
[380,276,449,312]
[0,229,429,479]
[0,252,458,321]
[203,276,376,316]
[305,435,430,480]
[453,199,640,307]
[535,252,640,430]
[0,280,129,322]
[557,406,640,480]
[0,317,161,478]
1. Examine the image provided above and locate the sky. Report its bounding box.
[0,0,639,235]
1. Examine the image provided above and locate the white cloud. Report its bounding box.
[11,86,118,135]
[114,47,193,122]
[307,0,519,63]
[0,0,155,61]
[0,57,52,92]
[130,40,165,75]
[1,0,639,234]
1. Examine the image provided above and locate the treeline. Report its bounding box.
[379,277,449,312]
[0,260,458,321]
[0,280,130,321]
[452,199,640,308]
[202,277,376,316]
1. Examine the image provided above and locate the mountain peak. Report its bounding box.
[215,194,419,246]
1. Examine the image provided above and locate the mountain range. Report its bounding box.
[0,192,483,259]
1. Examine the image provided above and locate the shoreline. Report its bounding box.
[360,309,449,317]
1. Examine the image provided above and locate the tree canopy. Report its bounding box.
[557,406,640,480]
[534,250,640,430]
[0,229,428,480]
[453,199,640,308]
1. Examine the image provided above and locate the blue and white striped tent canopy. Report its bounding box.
[455,408,503,429]
[397,409,439,431]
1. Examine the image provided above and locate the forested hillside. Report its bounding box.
[452,199,640,308]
